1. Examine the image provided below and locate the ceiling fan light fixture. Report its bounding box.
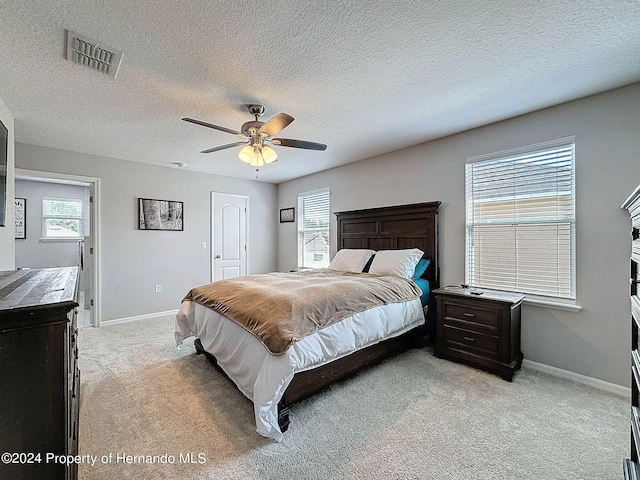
[238,143,278,167]
[238,145,255,164]
[262,145,278,164]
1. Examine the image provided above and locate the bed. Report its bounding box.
[175,201,440,440]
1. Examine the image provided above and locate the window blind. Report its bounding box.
[297,188,330,268]
[465,141,575,299]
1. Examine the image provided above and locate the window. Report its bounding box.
[43,197,83,239]
[465,138,575,300]
[297,188,330,268]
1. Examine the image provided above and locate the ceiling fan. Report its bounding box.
[182,104,327,169]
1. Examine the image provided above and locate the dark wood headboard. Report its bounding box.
[334,201,441,290]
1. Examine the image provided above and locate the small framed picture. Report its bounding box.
[15,197,26,239]
[280,207,295,223]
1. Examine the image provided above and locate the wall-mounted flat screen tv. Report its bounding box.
[0,119,7,227]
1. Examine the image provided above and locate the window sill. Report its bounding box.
[39,237,83,243]
[522,296,582,312]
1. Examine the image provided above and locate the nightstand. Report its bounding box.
[433,287,524,381]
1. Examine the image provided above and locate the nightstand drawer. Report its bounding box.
[443,303,500,329]
[442,324,500,356]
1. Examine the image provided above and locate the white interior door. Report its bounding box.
[212,193,248,281]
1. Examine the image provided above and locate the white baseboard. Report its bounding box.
[522,359,630,398]
[100,309,179,327]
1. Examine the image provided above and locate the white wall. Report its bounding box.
[0,96,15,270]
[15,144,278,322]
[278,82,640,387]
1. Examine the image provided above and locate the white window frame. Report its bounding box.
[42,196,84,240]
[465,137,576,302]
[297,188,330,268]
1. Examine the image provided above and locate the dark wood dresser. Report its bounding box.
[0,267,80,480]
[623,185,640,479]
[433,287,524,381]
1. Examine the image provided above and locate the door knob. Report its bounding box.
[215,255,221,259]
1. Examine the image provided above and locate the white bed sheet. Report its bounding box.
[175,298,424,441]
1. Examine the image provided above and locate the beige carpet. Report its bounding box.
[78,314,628,480]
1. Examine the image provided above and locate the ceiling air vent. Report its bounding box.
[65,30,123,78]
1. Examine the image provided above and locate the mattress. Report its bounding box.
[175,297,424,441]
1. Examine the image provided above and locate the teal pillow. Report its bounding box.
[413,278,431,306]
[412,259,430,279]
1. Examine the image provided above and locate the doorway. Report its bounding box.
[15,168,101,327]
[211,192,248,281]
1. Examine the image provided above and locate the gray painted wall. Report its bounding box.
[277,82,640,388]
[15,179,88,269]
[15,144,278,322]
[0,96,15,270]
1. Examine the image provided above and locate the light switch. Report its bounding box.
[201,242,207,250]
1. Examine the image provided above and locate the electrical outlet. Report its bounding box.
[155,285,161,293]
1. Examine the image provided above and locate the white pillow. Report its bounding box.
[368,248,424,278]
[328,249,375,273]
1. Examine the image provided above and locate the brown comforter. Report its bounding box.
[183,268,421,355]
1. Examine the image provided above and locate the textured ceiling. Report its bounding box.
[1,0,639,184]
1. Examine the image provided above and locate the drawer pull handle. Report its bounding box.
[464,312,475,317]
[464,336,475,341]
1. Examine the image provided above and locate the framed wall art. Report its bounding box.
[138,198,183,231]
[14,198,26,239]
[280,207,295,223]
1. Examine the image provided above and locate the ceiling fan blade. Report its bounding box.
[258,113,294,137]
[201,141,248,154]
[182,117,241,136]
[271,138,327,151]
